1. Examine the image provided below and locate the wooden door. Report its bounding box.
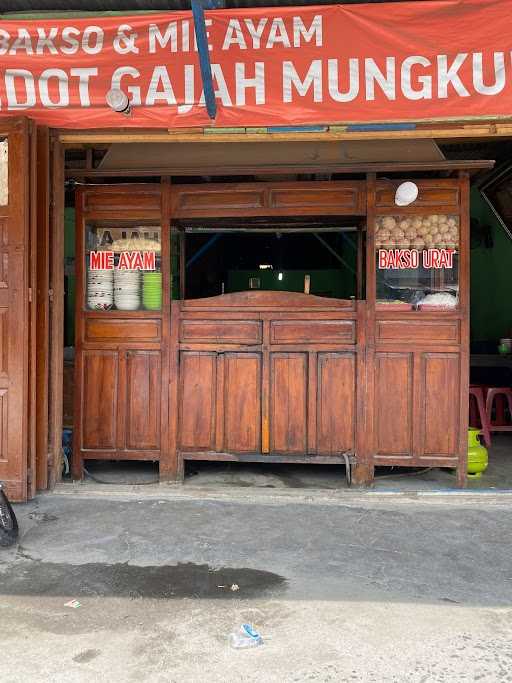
[78,348,162,457]
[270,353,308,454]
[373,349,462,463]
[223,352,261,453]
[268,351,356,456]
[125,350,161,451]
[81,350,119,451]
[178,350,262,454]
[0,119,32,501]
[316,352,356,455]
[172,293,359,469]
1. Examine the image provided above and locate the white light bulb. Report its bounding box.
[395,181,419,207]
[278,272,283,281]
[106,89,131,115]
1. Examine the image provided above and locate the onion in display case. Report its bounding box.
[375,215,459,250]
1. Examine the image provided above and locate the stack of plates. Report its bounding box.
[142,272,162,310]
[87,268,113,310]
[114,270,141,310]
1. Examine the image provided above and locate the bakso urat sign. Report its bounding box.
[0,0,509,128]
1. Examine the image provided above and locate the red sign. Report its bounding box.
[378,248,456,269]
[90,251,156,270]
[0,1,510,128]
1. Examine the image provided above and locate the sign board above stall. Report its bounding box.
[0,0,510,128]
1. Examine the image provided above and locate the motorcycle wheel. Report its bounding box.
[0,487,19,547]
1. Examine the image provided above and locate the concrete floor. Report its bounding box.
[2,491,512,681]
[79,433,512,492]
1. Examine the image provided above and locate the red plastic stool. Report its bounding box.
[486,388,512,434]
[469,386,492,447]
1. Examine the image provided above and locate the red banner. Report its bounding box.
[0,0,510,128]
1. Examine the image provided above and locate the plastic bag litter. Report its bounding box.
[229,624,263,649]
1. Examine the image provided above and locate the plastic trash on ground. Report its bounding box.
[228,623,263,649]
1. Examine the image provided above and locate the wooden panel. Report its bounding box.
[181,319,262,344]
[172,181,365,218]
[271,319,355,344]
[175,188,265,214]
[125,351,161,450]
[270,185,364,213]
[376,180,460,209]
[83,185,161,213]
[179,352,216,450]
[270,353,307,453]
[421,353,460,457]
[0,307,9,380]
[0,217,8,289]
[376,319,460,344]
[374,353,413,457]
[85,318,161,343]
[224,353,261,452]
[0,388,8,463]
[317,353,356,454]
[82,351,118,450]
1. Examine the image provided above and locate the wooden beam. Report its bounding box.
[65,159,494,179]
[58,123,512,145]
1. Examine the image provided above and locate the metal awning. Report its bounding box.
[97,139,446,173]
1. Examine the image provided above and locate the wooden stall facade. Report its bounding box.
[72,173,470,486]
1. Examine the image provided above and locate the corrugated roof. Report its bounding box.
[2,0,423,12]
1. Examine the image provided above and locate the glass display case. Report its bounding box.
[85,223,162,311]
[375,213,459,309]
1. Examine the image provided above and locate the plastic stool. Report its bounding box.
[469,386,492,447]
[486,388,512,433]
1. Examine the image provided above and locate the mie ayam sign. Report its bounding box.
[0,0,510,128]
[89,250,156,270]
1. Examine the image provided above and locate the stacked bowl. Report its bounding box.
[114,270,141,310]
[142,272,162,310]
[87,268,113,310]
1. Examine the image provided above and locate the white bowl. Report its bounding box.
[115,302,140,311]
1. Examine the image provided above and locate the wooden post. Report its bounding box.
[352,173,376,487]
[35,126,50,491]
[48,136,65,488]
[457,171,470,488]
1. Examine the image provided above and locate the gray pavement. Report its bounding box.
[1,491,512,682]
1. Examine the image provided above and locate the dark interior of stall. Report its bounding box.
[61,139,512,489]
[177,218,359,300]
